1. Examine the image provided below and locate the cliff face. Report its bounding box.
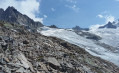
[0,21,119,73]
[0,6,43,29]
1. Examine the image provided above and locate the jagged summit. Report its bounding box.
[6,6,16,11]
[0,6,43,29]
[4,6,19,16]
[99,21,117,29]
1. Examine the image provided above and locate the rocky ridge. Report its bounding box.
[99,22,117,29]
[0,21,119,73]
[72,26,89,31]
[0,6,43,29]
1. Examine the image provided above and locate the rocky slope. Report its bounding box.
[0,21,119,73]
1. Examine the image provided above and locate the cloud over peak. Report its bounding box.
[105,15,115,23]
[0,0,43,23]
[97,14,115,23]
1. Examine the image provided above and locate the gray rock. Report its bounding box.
[4,65,11,73]
[17,52,35,72]
[16,67,25,73]
[17,52,30,68]
[48,57,60,66]
[8,63,21,68]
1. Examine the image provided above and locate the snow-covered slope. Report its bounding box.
[89,28,119,49]
[38,26,119,67]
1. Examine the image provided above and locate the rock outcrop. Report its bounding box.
[99,22,117,29]
[0,6,43,29]
[72,26,89,31]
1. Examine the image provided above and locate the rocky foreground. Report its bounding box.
[0,21,119,73]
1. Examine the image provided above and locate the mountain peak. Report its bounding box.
[0,6,43,28]
[5,6,18,14]
[99,21,117,29]
[7,6,15,10]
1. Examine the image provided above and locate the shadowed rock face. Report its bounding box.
[72,26,89,31]
[49,25,58,28]
[0,8,4,15]
[74,30,102,41]
[0,6,43,29]
[99,22,117,29]
[0,21,119,73]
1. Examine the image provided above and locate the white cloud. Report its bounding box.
[66,4,79,13]
[0,0,43,23]
[90,24,104,30]
[91,14,115,30]
[66,0,77,4]
[97,14,115,24]
[97,14,103,18]
[65,0,79,13]
[43,15,47,19]
[105,15,115,23]
[51,8,55,12]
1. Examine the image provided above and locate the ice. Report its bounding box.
[38,26,119,67]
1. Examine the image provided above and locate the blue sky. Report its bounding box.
[39,0,119,28]
[0,0,119,28]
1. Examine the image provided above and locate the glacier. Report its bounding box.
[38,26,119,67]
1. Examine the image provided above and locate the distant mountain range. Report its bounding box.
[72,26,89,31]
[0,6,43,29]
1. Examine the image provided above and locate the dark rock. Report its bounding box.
[4,37,14,44]
[74,31,101,41]
[23,40,29,44]
[86,35,101,41]
[99,21,117,29]
[49,25,58,28]
[1,43,8,51]
[73,26,89,31]
[0,6,43,29]
[0,37,2,41]
[60,42,69,48]
[63,54,68,58]
[0,8,4,17]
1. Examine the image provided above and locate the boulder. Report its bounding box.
[48,57,60,67]
[23,40,29,44]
